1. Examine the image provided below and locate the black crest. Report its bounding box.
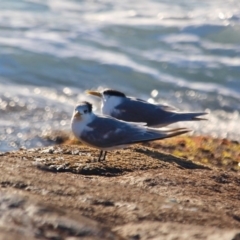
[80,101,92,112]
[103,89,126,97]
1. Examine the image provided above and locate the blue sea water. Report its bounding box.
[0,0,240,151]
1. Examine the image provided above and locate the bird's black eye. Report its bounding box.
[84,109,88,113]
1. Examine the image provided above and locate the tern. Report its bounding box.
[87,89,207,127]
[71,101,190,161]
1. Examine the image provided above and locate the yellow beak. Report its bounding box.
[86,90,102,98]
[74,111,81,117]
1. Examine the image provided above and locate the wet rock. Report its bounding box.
[0,142,240,239]
[0,191,120,240]
[114,221,239,240]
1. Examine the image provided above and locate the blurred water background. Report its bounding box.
[0,0,240,152]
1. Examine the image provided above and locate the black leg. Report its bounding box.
[98,150,103,161]
[98,150,107,161]
[103,151,107,161]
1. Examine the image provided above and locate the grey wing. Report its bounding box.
[80,116,166,149]
[113,97,173,126]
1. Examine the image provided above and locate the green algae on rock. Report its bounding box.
[144,136,240,171]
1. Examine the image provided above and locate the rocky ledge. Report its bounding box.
[0,136,240,240]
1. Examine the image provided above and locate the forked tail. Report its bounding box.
[171,112,208,123]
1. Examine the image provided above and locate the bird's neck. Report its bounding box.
[71,113,95,136]
[102,96,122,115]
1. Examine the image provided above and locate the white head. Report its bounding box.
[87,89,125,100]
[72,101,93,122]
[102,89,126,101]
[86,89,126,115]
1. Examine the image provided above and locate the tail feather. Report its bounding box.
[162,129,190,139]
[152,112,208,128]
[172,112,208,123]
[160,127,189,132]
[126,128,190,145]
[192,116,208,121]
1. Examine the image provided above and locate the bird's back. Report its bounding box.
[108,97,174,127]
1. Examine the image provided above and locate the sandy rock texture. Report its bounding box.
[0,140,240,240]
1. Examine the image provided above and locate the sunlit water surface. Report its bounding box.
[0,0,240,151]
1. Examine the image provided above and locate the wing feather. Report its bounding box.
[112,97,173,126]
[80,115,188,149]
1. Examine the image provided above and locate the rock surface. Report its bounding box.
[0,141,240,239]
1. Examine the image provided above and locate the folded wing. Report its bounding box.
[80,116,189,149]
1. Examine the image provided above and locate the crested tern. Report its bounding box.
[71,101,190,161]
[87,89,207,128]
